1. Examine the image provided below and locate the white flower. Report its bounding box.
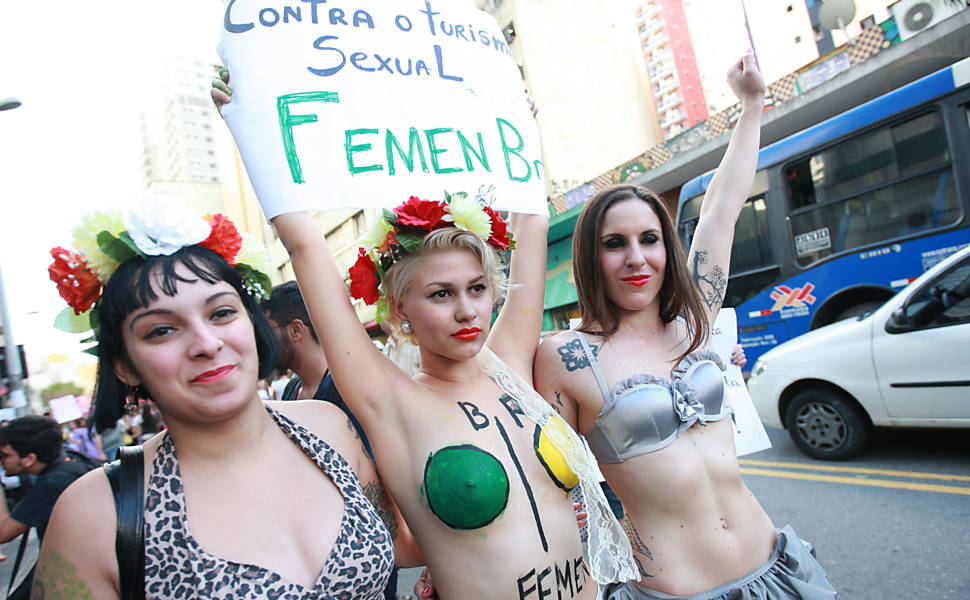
[71,210,125,283]
[123,194,211,256]
[359,215,394,251]
[447,194,491,240]
[236,233,271,274]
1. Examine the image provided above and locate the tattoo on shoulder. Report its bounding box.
[345,417,361,440]
[621,518,654,579]
[32,549,95,599]
[363,480,398,542]
[692,250,726,311]
[556,339,598,372]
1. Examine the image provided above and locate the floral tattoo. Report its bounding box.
[692,250,726,310]
[556,339,598,372]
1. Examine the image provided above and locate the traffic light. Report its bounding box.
[0,344,27,380]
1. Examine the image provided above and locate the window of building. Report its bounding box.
[860,15,875,29]
[794,35,802,43]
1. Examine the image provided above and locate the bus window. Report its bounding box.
[677,194,704,250]
[784,111,949,208]
[731,196,773,274]
[786,110,959,267]
[790,168,959,266]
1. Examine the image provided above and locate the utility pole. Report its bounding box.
[0,97,28,414]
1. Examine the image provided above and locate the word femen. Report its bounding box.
[517,556,590,600]
[276,92,542,184]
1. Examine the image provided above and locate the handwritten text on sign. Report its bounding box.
[218,0,547,218]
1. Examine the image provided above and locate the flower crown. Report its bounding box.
[348,192,513,314]
[49,197,272,353]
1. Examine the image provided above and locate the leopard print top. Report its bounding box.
[143,406,394,599]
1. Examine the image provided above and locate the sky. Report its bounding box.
[0,1,226,368]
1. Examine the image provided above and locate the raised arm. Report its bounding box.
[688,54,765,322]
[271,213,414,432]
[486,211,549,375]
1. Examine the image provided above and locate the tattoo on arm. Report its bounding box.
[31,549,95,599]
[692,250,726,311]
[553,391,565,414]
[363,480,398,542]
[620,518,654,579]
[345,417,361,440]
[556,339,598,372]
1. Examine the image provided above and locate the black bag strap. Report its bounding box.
[4,530,30,599]
[104,446,145,600]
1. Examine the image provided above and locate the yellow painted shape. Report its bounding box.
[536,417,579,492]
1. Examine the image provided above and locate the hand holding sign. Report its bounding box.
[217,0,547,218]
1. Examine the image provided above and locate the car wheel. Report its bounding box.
[785,389,870,460]
[834,299,885,321]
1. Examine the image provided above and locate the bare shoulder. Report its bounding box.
[536,330,603,378]
[38,468,119,598]
[267,400,369,465]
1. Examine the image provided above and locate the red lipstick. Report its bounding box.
[453,327,481,341]
[621,275,650,287]
[192,365,235,384]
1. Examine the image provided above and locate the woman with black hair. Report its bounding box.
[35,202,420,599]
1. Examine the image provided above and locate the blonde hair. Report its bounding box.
[383,228,508,344]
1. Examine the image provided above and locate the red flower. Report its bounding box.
[349,248,380,305]
[483,207,511,251]
[200,214,243,266]
[393,196,448,230]
[48,247,102,315]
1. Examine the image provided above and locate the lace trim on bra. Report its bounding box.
[612,348,726,397]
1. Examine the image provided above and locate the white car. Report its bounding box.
[747,244,970,460]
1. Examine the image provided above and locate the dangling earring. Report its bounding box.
[124,386,140,416]
[400,320,413,335]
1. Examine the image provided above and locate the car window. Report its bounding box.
[904,255,970,328]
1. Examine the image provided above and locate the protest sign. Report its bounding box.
[218,0,547,218]
[711,308,772,457]
[49,394,83,424]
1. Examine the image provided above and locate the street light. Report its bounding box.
[0,97,22,112]
[0,97,27,413]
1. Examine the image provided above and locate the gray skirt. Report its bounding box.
[605,525,836,600]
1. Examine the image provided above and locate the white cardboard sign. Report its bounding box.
[49,394,83,425]
[712,308,772,457]
[217,0,547,218]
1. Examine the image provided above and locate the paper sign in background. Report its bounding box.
[711,308,772,457]
[218,0,547,217]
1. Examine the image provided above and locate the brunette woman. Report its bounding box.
[35,205,419,598]
[534,56,836,599]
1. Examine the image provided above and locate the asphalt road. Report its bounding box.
[4,425,966,599]
[741,426,970,599]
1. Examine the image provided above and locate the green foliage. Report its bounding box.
[41,381,84,402]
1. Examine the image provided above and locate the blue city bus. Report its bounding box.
[676,57,970,369]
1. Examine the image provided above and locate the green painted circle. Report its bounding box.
[423,445,510,530]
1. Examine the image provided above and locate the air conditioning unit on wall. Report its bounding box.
[892,0,966,41]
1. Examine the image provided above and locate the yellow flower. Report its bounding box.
[447,194,491,240]
[71,210,124,283]
[359,214,394,251]
[236,233,271,274]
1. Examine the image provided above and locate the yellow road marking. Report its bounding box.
[740,467,970,495]
[739,459,970,482]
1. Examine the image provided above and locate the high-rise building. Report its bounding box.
[635,0,711,140]
[141,57,222,188]
[477,0,660,194]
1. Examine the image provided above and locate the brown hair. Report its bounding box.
[572,184,709,361]
[383,228,508,344]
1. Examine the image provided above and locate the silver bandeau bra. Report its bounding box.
[573,331,731,463]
